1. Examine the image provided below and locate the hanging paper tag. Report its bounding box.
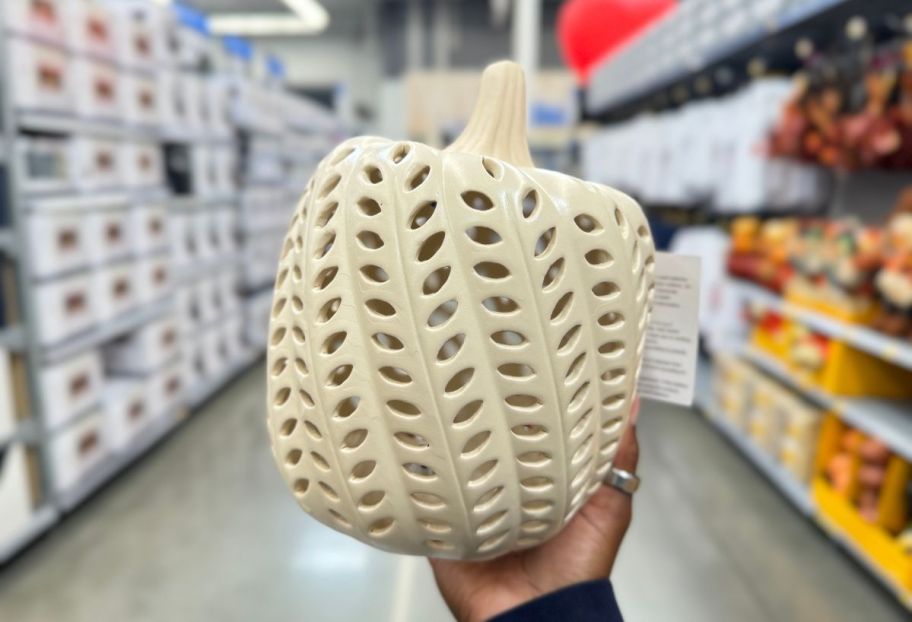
[637,252,701,406]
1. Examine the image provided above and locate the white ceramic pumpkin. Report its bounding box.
[266,61,655,560]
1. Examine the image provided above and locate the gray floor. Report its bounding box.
[0,363,908,622]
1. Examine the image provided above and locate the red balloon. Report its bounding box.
[557,0,677,84]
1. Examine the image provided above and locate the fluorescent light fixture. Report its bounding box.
[210,12,328,36]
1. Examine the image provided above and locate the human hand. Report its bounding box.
[429,397,641,622]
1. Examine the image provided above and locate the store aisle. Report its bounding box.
[0,364,907,622]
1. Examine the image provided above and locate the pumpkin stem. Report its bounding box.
[445,61,535,168]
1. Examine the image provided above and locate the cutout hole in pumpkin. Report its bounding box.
[482,296,519,314]
[314,266,339,290]
[357,230,384,250]
[364,166,383,184]
[417,231,446,262]
[482,157,503,179]
[437,333,466,361]
[423,266,451,295]
[388,399,422,418]
[428,299,459,328]
[342,428,369,450]
[453,399,483,426]
[473,262,510,281]
[366,299,396,317]
[327,365,354,387]
[372,332,404,351]
[585,249,613,266]
[409,201,437,229]
[466,226,502,246]
[408,165,431,190]
[522,190,538,219]
[358,197,382,216]
[318,297,342,323]
[461,190,494,211]
[360,264,389,284]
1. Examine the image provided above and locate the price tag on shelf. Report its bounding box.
[637,252,701,407]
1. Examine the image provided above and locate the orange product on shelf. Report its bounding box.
[813,417,912,596]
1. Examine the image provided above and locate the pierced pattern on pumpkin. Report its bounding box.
[266,138,655,559]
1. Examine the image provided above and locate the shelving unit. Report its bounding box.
[696,356,912,608]
[732,279,912,373]
[586,0,905,121]
[0,1,345,564]
[742,347,912,462]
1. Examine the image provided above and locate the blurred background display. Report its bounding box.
[1,1,912,621]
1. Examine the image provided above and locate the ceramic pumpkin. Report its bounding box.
[265,61,655,560]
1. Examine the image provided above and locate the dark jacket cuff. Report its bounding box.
[488,579,623,622]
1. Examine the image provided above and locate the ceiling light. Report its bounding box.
[209,12,329,36]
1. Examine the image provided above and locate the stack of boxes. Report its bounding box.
[712,353,823,484]
[0,0,344,557]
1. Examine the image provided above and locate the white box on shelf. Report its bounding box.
[148,360,183,417]
[106,0,165,71]
[122,141,164,188]
[175,285,201,336]
[65,0,117,60]
[221,312,245,364]
[211,148,236,196]
[48,411,109,493]
[92,261,138,322]
[8,37,73,113]
[169,212,194,268]
[157,70,188,132]
[205,78,233,139]
[202,327,227,380]
[85,207,130,265]
[71,57,122,120]
[101,379,150,451]
[203,276,225,322]
[18,137,72,195]
[179,72,202,134]
[215,208,238,255]
[70,137,124,191]
[182,338,204,389]
[38,350,103,431]
[122,73,159,127]
[217,270,240,314]
[128,204,168,254]
[25,210,89,278]
[191,146,214,198]
[34,273,97,346]
[4,0,67,42]
[0,443,35,549]
[191,211,215,261]
[105,315,179,375]
[0,349,17,442]
[137,255,172,303]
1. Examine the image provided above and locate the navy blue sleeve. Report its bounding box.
[488,580,623,622]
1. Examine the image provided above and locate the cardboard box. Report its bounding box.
[8,37,72,112]
[33,273,97,345]
[102,379,150,451]
[104,315,179,375]
[70,137,124,191]
[71,57,122,120]
[128,204,168,254]
[85,208,131,265]
[38,350,103,431]
[25,211,89,278]
[48,411,109,493]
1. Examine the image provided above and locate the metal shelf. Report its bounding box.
[40,300,173,365]
[0,504,58,564]
[0,418,37,447]
[731,279,912,374]
[586,0,900,121]
[0,325,27,350]
[0,228,16,255]
[817,513,912,610]
[743,347,912,462]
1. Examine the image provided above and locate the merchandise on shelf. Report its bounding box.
[770,39,912,171]
[712,352,823,484]
[582,78,830,212]
[813,415,912,594]
[873,190,912,338]
[749,307,912,399]
[728,186,912,341]
[47,410,108,494]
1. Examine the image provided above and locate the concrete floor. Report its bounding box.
[0,363,908,622]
